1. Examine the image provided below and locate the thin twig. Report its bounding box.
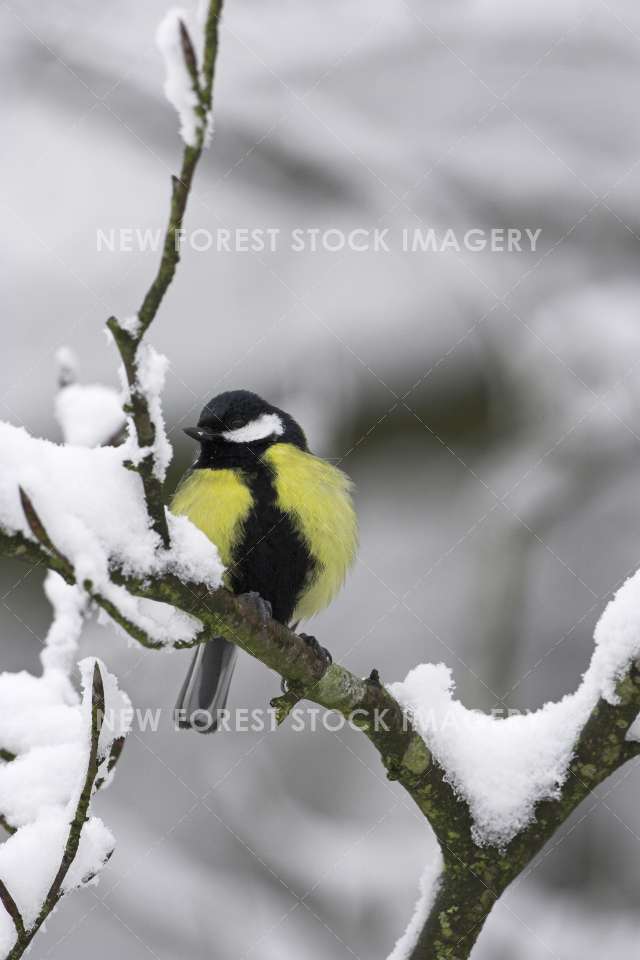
[18,488,62,560]
[107,0,225,549]
[95,736,125,791]
[17,489,165,650]
[179,20,202,98]
[5,663,106,960]
[0,814,16,836]
[0,880,25,942]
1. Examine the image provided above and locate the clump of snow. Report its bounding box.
[0,672,81,757]
[119,314,141,337]
[133,344,172,481]
[117,344,173,483]
[390,569,640,847]
[41,573,86,679]
[0,810,115,955]
[0,421,223,644]
[55,382,125,448]
[55,346,77,387]
[0,658,130,955]
[156,8,201,147]
[0,745,87,827]
[386,852,443,960]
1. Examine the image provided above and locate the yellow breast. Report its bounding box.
[171,468,253,575]
[264,443,358,622]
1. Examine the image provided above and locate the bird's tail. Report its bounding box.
[175,638,238,733]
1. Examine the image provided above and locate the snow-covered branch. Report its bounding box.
[0,659,131,960]
[3,461,640,957]
[106,0,225,547]
[387,584,640,959]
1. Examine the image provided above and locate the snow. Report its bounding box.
[389,568,640,847]
[119,314,141,337]
[0,658,129,954]
[0,672,82,757]
[115,342,173,483]
[0,811,115,954]
[156,7,201,147]
[54,346,77,387]
[386,852,443,960]
[41,573,86,678]
[130,344,172,481]
[54,342,125,448]
[55,382,125,448]
[0,745,87,827]
[0,420,223,644]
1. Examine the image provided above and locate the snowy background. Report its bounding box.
[3,0,640,957]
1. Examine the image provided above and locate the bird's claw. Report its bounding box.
[299,633,332,667]
[245,592,272,623]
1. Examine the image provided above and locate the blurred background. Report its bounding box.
[3,0,640,956]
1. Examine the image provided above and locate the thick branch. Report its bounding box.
[4,518,640,960]
[403,663,640,960]
[0,517,463,844]
[106,0,225,549]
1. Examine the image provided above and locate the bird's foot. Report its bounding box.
[299,633,332,667]
[244,592,273,624]
[279,634,331,695]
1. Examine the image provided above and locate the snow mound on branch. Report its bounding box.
[41,574,86,677]
[55,382,125,448]
[131,344,172,482]
[390,569,640,847]
[0,420,223,644]
[0,659,129,955]
[156,7,201,147]
[111,340,173,483]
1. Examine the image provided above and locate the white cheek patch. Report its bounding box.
[222,412,284,444]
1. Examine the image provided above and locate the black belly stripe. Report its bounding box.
[226,459,315,625]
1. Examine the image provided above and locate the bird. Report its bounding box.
[171,389,358,732]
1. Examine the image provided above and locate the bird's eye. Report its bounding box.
[226,416,245,430]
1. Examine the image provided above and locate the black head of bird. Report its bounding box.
[183,390,307,467]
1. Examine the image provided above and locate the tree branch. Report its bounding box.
[106,0,225,549]
[0,815,16,836]
[0,881,24,943]
[3,663,107,960]
[0,752,18,833]
[402,662,640,960]
[4,515,640,959]
[0,509,464,844]
[16,487,169,651]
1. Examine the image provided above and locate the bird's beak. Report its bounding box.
[183,426,216,443]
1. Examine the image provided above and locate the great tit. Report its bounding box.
[172,390,358,732]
